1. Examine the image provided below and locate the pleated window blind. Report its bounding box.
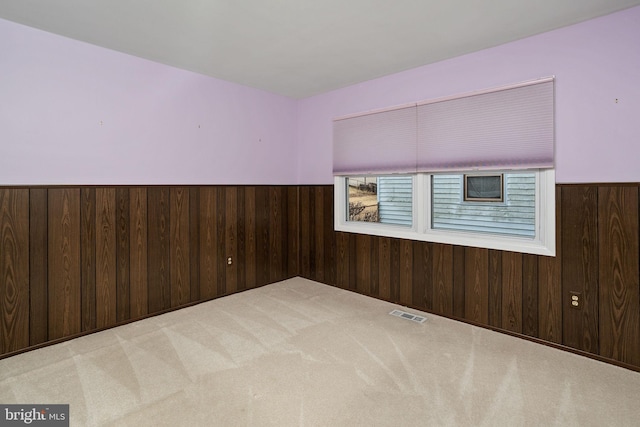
[332,105,417,175]
[332,78,554,175]
[416,78,554,171]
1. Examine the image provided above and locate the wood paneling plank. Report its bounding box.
[323,186,336,286]
[313,188,324,283]
[501,251,522,333]
[598,186,640,365]
[390,239,400,302]
[244,187,257,290]
[399,240,413,306]
[378,237,391,300]
[170,188,190,306]
[349,233,357,291]
[255,187,270,287]
[95,188,117,329]
[336,232,350,290]
[432,244,454,316]
[268,187,283,283]
[488,250,502,328]
[80,188,96,332]
[453,246,466,318]
[538,187,562,344]
[189,188,200,300]
[287,186,299,278]
[116,188,130,322]
[522,254,539,337]
[413,241,432,310]
[215,188,226,295]
[370,237,380,297]
[199,188,217,299]
[236,187,246,291]
[0,189,30,353]
[562,186,599,354]
[299,187,311,278]
[356,234,372,296]
[464,247,488,323]
[129,188,148,318]
[225,187,238,293]
[48,189,81,340]
[148,188,171,313]
[29,189,48,345]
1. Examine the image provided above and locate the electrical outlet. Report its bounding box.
[569,291,581,309]
[227,257,233,265]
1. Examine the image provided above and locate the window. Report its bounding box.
[463,174,503,202]
[333,77,555,256]
[335,169,555,256]
[344,175,414,226]
[434,172,534,237]
[347,176,380,223]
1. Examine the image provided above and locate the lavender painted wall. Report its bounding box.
[0,19,297,185]
[3,7,639,186]
[297,6,640,184]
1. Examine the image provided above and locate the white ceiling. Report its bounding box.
[1,0,639,99]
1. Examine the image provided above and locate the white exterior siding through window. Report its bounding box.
[431,173,536,236]
[378,176,413,226]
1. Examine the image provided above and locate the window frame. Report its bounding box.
[334,169,555,256]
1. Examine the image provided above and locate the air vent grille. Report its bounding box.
[389,309,426,324]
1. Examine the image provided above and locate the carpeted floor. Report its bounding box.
[1,277,639,426]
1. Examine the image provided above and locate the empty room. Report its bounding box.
[1,1,640,426]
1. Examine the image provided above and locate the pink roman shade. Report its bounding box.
[416,78,554,171]
[333,105,417,175]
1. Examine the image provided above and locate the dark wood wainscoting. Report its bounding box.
[2,183,640,371]
[0,186,299,356]
[298,185,640,370]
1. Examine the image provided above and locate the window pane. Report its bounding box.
[432,172,535,237]
[464,174,503,201]
[347,177,379,222]
[378,176,412,226]
[347,176,413,226]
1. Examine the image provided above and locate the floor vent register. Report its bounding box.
[389,309,427,324]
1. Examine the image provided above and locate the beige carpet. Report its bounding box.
[1,277,639,426]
